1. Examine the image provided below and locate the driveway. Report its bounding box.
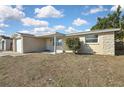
[0,51,26,57]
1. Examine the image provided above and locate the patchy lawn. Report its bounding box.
[0,53,124,87]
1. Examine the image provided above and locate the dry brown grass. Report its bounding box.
[0,53,124,87]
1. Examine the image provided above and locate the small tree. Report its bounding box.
[66,37,81,54]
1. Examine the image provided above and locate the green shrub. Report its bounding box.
[66,37,81,53]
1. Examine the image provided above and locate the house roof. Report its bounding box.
[16,32,35,37]
[12,32,35,38]
[13,28,120,38]
[66,28,121,36]
[13,32,65,38]
[0,35,11,39]
[36,32,65,38]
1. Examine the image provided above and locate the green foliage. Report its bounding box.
[91,5,124,40]
[66,38,81,53]
[91,5,121,30]
[115,31,124,40]
[121,15,124,30]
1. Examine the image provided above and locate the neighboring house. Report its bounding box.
[12,28,120,55]
[0,35,13,51]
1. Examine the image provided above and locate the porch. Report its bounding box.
[36,32,65,54]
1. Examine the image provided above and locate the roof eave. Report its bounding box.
[66,28,121,37]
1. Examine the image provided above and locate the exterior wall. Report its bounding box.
[46,38,54,51]
[22,36,46,53]
[5,39,12,50]
[64,32,115,55]
[102,32,115,55]
[0,39,12,51]
[0,39,4,50]
[13,31,115,55]
[78,34,103,54]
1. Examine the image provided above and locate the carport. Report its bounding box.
[12,32,65,54]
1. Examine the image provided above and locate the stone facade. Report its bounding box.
[102,32,115,55]
[64,32,115,55]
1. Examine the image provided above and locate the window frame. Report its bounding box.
[85,34,99,44]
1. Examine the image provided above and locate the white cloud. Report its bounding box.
[21,17,48,27]
[18,25,66,35]
[35,5,64,18]
[34,27,54,32]
[33,25,66,35]
[0,29,5,34]
[0,23,8,28]
[65,27,80,33]
[0,5,25,22]
[53,25,65,31]
[84,28,90,31]
[18,30,30,33]
[16,5,23,10]
[111,5,124,12]
[18,27,55,35]
[31,27,55,35]
[82,6,108,15]
[73,18,88,26]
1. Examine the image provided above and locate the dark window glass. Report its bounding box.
[85,34,98,43]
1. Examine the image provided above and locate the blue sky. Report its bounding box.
[0,5,122,36]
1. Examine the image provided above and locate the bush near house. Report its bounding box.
[65,37,81,54]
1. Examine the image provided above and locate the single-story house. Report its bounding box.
[0,35,13,51]
[12,28,120,55]
[12,32,64,54]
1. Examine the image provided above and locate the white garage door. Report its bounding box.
[16,39,22,53]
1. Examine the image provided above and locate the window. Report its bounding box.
[56,39,63,46]
[85,34,98,43]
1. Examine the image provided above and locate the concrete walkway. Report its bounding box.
[0,51,26,57]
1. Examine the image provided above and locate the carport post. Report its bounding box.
[53,35,56,54]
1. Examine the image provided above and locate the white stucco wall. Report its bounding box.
[5,39,12,50]
[22,36,46,53]
[0,39,12,51]
[46,38,54,51]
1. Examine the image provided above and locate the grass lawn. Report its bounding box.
[0,53,124,87]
